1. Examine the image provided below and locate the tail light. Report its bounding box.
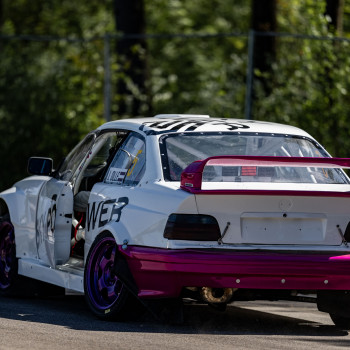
[164,214,221,241]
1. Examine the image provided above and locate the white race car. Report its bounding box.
[1,114,350,326]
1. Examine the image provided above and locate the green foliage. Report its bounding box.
[0,1,113,188]
[253,0,350,157]
[145,0,250,118]
[1,0,350,190]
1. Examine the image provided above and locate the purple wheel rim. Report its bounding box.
[86,236,124,310]
[0,222,15,289]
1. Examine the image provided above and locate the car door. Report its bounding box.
[85,132,146,241]
[36,133,96,267]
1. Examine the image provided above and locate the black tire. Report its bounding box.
[330,313,350,329]
[0,215,18,294]
[84,232,133,320]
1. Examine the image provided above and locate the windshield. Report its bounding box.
[159,132,349,184]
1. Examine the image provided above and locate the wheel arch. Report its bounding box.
[0,198,10,217]
[85,228,139,291]
[85,221,131,261]
[0,188,20,224]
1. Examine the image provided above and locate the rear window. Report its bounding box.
[159,132,349,184]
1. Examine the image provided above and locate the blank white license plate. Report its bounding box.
[240,212,327,245]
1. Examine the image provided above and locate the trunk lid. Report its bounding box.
[195,186,350,246]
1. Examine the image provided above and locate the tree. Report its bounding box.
[2,0,350,190]
[113,0,149,117]
[253,0,350,157]
[0,0,112,188]
[324,0,345,154]
[145,0,250,118]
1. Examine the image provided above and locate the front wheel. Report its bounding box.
[84,232,132,320]
[0,217,17,293]
[330,313,350,330]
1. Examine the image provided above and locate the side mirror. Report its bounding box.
[28,157,53,176]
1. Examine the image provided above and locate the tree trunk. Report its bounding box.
[251,0,277,82]
[113,0,149,117]
[0,0,3,33]
[0,0,3,52]
[325,0,344,35]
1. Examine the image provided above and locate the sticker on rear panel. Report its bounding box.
[105,167,127,185]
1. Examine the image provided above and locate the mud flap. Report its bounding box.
[317,290,350,318]
[113,253,184,324]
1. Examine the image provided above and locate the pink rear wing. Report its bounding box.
[180,156,350,197]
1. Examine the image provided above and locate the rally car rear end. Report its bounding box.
[118,152,350,328]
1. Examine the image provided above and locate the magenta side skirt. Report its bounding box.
[118,246,350,299]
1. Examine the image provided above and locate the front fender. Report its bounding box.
[0,176,50,259]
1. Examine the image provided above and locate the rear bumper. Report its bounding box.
[119,246,350,299]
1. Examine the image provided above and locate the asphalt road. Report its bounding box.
[0,294,349,350]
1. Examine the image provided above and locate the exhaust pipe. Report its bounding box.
[200,287,236,304]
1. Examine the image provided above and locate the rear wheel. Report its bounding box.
[330,313,350,329]
[84,232,132,320]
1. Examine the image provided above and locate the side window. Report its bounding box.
[82,133,118,177]
[57,133,96,181]
[74,130,128,192]
[105,132,146,186]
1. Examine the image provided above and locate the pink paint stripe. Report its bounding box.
[119,246,350,298]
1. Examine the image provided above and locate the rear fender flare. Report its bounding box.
[84,221,130,262]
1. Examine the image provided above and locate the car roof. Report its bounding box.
[97,115,313,139]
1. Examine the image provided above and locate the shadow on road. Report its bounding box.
[0,294,348,341]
